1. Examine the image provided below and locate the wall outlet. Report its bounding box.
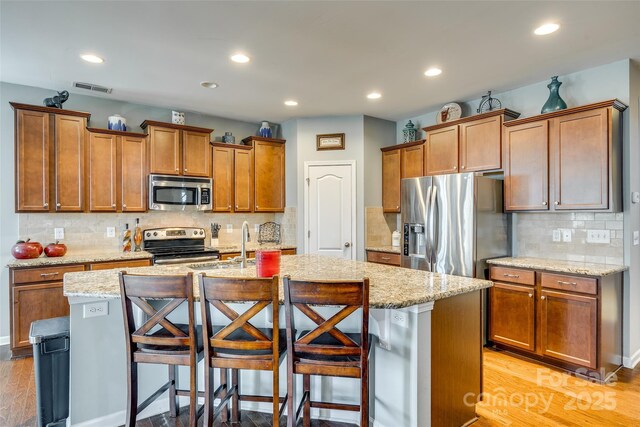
[54,227,64,239]
[633,192,640,204]
[391,310,408,328]
[587,229,610,244]
[254,224,260,233]
[106,227,116,238]
[633,231,639,246]
[226,224,233,233]
[562,229,572,243]
[552,229,561,242]
[83,301,109,318]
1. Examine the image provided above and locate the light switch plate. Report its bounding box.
[106,227,116,238]
[83,301,109,318]
[634,231,639,246]
[391,310,408,328]
[587,229,610,244]
[54,228,64,239]
[562,229,572,243]
[633,192,640,204]
[226,224,233,233]
[254,224,260,232]
[552,230,561,242]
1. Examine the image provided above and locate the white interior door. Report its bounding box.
[305,162,355,259]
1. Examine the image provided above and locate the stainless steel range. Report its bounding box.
[143,227,220,265]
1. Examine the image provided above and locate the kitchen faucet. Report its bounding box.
[239,221,250,268]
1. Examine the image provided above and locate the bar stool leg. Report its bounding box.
[286,363,296,427]
[303,375,311,427]
[220,368,229,422]
[125,361,138,427]
[168,364,179,417]
[360,370,369,427]
[231,369,240,422]
[203,363,214,427]
[272,364,280,427]
[189,357,198,426]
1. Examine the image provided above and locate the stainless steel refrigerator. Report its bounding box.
[401,173,510,279]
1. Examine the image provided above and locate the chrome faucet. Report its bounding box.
[240,221,250,268]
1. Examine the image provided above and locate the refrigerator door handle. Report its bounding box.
[430,185,439,266]
[424,185,433,271]
[428,185,437,268]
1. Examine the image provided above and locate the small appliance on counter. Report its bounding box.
[148,174,212,211]
[392,230,401,247]
[143,227,219,265]
[210,223,221,247]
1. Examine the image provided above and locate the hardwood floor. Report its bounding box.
[3,344,640,426]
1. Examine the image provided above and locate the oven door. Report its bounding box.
[148,175,212,211]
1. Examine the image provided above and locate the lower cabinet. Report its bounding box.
[488,265,622,378]
[366,250,401,266]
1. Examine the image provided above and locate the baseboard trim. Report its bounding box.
[623,347,640,368]
[0,336,9,346]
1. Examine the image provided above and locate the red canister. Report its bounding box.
[255,249,281,278]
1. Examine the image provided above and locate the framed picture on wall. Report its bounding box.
[316,133,345,151]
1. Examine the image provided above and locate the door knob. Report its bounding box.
[344,242,351,247]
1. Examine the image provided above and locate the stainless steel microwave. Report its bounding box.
[148,174,212,211]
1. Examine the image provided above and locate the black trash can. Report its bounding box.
[29,316,70,427]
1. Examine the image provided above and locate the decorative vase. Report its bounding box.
[403,120,417,143]
[259,121,272,138]
[223,131,235,144]
[108,114,127,131]
[172,111,185,125]
[541,76,567,114]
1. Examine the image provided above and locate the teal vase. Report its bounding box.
[541,76,567,114]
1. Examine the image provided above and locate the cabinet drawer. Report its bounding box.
[13,264,85,284]
[90,259,152,271]
[367,251,401,266]
[490,266,534,286]
[541,273,597,295]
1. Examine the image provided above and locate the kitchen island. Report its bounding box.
[64,254,492,427]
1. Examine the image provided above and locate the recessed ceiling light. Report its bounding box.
[80,54,104,64]
[284,100,298,106]
[367,92,382,100]
[231,53,251,63]
[534,23,560,36]
[200,81,219,89]
[424,67,442,77]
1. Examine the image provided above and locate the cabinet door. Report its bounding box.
[212,146,234,212]
[87,132,117,212]
[425,125,459,175]
[382,149,401,212]
[12,282,69,350]
[401,144,424,178]
[121,136,147,212]
[15,110,50,212]
[540,289,597,369]
[460,115,502,172]
[149,126,180,175]
[55,115,85,211]
[504,121,549,211]
[234,148,254,212]
[489,282,536,352]
[254,140,285,212]
[552,108,609,210]
[182,130,211,177]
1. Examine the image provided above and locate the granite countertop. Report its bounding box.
[6,251,153,268]
[487,257,627,277]
[366,245,401,254]
[214,243,297,254]
[64,254,492,309]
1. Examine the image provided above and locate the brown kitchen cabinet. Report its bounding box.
[488,265,622,380]
[11,103,91,213]
[212,143,255,213]
[380,140,425,213]
[503,100,625,212]
[87,128,148,212]
[366,250,401,266]
[425,124,459,175]
[89,258,152,270]
[141,120,213,177]
[250,137,286,212]
[459,114,502,172]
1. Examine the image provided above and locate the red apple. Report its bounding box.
[11,239,41,259]
[44,241,67,257]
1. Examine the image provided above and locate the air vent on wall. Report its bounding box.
[73,82,112,94]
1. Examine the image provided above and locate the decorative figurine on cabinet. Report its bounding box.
[477,91,502,114]
[402,120,417,143]
[43,90,69,109]
[259,121,273,138]
[541,76,568,113]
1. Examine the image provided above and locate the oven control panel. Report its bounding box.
[143,227,206,241]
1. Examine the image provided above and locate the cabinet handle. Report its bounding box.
[228,205,231,209]
[557,280,578,286]
[461,165,465,169]
[123,204,127,209]
[542,201,548,206]
[43,202,49,208]
[56,203,61,208]
[112,203,116,208]
[40,272,59,278]
[503,274,520,279]
[184,168,188,172]
[554,201,559,205]
[528,293,533,298]
[381,256,391,261]
[175,168,179,172]
[541,295,546,300]
[396,206,399,210]
[453,166,457,170]
[256,205,259,209]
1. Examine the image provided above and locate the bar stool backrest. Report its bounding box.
[198,275,280,358]
[283,277,370,362]
[119,272,197,351]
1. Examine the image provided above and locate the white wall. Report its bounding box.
[364,116,396,207]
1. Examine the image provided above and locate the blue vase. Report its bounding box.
[541,76,567,114]
[259,121,272,138]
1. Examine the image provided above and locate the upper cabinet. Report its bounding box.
[423,109,520,176]
[381,140,425,213]
[212,145,235,212]
[140,121,213,177]
[249,137,286,212]
[12,103,90,213]
[504,100,626,212]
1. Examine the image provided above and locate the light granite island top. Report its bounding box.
[63,254,492,309]
[487,256,627,276]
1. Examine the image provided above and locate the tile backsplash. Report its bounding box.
[365,207,397,247]
[19,208,298,254]
[516,212,624,265]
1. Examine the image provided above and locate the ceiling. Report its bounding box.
[2,1,640,123]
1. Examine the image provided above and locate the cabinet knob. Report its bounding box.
[453,166,457,170]
[256,205,259,209]
[461,165,465,169]
[554,201,559,205]
[228,205,231,209]
[396,206,399,209]
[542,201,548,206]
[43,202,48,208]
[175,168,179,172]
[56,203,61,208]
[541,295,546,300]
[123,204,127,209]
[528,293,533,298]
[184,168,188,172]
[112,203,116,208]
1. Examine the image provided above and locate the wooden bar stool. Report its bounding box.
[283,276,370,427]
[119,271,203,427]
[198,274,288,427]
